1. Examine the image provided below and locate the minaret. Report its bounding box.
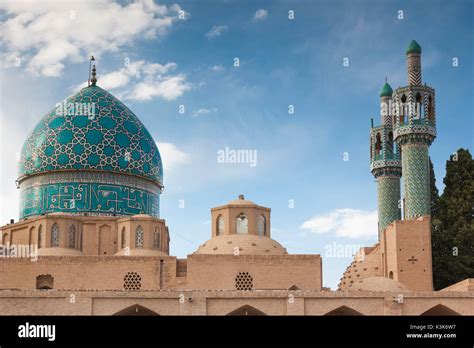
[393,40,436,219]
[370,80,402,236]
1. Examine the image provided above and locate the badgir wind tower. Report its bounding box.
[0,42,472,316]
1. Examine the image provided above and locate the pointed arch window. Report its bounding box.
[51,223,59,247]
[258,215,266,236]
[236,213,248,234]
[135,225,144,248]
[153,227,160,249]
[415,92,422,118]
[68,225,76,248]
[387,131,394,154]
[38,225,44,249]
[121,227,127,249]
[375,133,382,156]
[217,215,224,236]
[400,94,407,123]
[427,95,434,121]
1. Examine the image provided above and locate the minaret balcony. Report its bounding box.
[370,155,402,173]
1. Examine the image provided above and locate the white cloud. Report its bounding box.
[130,74,191,101]
[253,9,268,21]
[206,25,228,39]
[209,65,224,72]
[0,0,187,76]
[73,60,191,101]
[300,209,377,239]
[157,142,190,172]
[192,107,217,117]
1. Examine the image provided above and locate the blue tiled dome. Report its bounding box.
[18,85,163,185]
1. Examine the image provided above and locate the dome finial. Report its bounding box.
[88,55,96,86]
[91,64,97,85]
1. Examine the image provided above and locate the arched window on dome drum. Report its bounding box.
[217,215,224,236]
[51,223,59,247]
[68,225,76,248]
[236,213,248,234]
[135,225,144,248]
[121,227,127,249]
[258,215,266,236]
[38,225,44,249]
[153,228,160,249]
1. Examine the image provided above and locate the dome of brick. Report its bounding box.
[194,234,288,255]
[114,249,168,257]
[347,276,409,292]
[37,247,85,257]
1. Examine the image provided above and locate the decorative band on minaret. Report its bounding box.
[393,40,436,220]
[370,80,402,236]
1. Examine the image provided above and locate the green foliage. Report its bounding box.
[432,148,474,290]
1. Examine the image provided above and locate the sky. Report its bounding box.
[0,0,472,289]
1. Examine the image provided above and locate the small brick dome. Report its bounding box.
[194,234,287,255]
[347,276,409,292]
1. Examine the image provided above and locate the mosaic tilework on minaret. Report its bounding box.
[370,80,402,235]
[393,40,436,219]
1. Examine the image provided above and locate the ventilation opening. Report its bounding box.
[325,306,363,316]
[124,272,142,291]
[227,305,266,316]
[36,274,54,290]
[114,304,159,316]
[235,272,253,290]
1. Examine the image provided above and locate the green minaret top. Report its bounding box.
[406,40,422,54]
[379,81,393,97]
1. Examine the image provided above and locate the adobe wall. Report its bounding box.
[384,217,433,291]
[0,256,178,290]
[0,289,472,315]
[186,254,322,290]
[0,214,170,256]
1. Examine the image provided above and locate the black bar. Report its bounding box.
[0,315,473,346]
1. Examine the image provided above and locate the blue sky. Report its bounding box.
[0,0,472,289]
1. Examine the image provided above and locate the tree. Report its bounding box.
[429,158,439,217]
[432,148,474,290]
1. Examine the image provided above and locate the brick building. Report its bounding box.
[0,42,472,316]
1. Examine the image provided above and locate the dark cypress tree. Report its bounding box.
[429,158,439,217]
[432,148,474,290]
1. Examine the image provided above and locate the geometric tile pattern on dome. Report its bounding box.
[19,85,163,185]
